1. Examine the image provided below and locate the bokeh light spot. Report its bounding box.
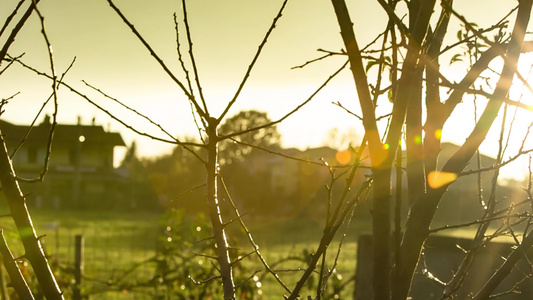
[434,129,442,139]
[427,171,457,189]
[336,149,352,165]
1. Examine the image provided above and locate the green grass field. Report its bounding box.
[0,208,370,299]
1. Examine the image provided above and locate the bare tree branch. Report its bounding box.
[180,0,209,115]
[0,230,34,300]
[219,175,292,294]
[0,0,39,64]
[106,0,206,119]
[217,0,289,122]
[219,60,349,142]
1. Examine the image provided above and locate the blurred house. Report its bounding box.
[228,146,366,218]
[0,115,126,209]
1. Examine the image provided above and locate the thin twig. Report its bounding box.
[173,13,206,143]
[180,0,208,115]
[170,183,206,202]
[0,52,24,76]
[0,92,20,115]
[292,48,344,69]
[82,80,178,142]
[9,56,206,152]
[0,0,39,63]
[106,0,206,119]
[219,60,349,142]
[34,6,58,181]
[332,101,363,121]
[218,174,292,294]
[429,212,529,234]
[218,0,289,121]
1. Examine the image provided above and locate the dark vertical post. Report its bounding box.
[354,235,373,300]
[73,235,84,300]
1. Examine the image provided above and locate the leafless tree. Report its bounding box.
[330,0,533,299]
[0,0,64,299]
[4,0,533,299]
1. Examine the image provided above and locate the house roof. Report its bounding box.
[0,117,125,146]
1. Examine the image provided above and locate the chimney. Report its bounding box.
[42,114,51,126]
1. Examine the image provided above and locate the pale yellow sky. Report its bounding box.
[1,0,532,179]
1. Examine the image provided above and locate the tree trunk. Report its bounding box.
[205,119,235,299]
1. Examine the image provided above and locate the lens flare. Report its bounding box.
[336,149,352,165]
[427,171,457,189]
[434,129,442,139]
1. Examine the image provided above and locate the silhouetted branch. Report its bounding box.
[459,147,533,177]
[233,269,262,295]
[0,53,24,76]
[473,228,533,299]
[0,0,25,38]
[11,57,76,183]
[170,183,206,202]
[442,1,511,49]
[219,174,292,294]
[82,80,205,162]
[0,92,19,115]
[292,48,345,69]
[332,101,363,121]
[218,0,288,121]
[375,0,408,43]
[286,178,371,300]
[219,60,349,142]
[429,212,530,234]
[9,56,206,148]
[173,13,194,97]
[188,274,221,285]
[34,6,58,181]
[402,2,533,300]
[180,0,208,115]
[228,138,335,167]
[82,80,177,142]
[106,0,206,119]
[173,13,207,142]
[0,0,39,63]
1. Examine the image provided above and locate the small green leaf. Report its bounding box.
[450,53,463,65]
[366,60,377,72]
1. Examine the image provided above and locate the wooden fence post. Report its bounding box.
[73,235,84,300]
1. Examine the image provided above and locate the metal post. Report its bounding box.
[73,235,84,300]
